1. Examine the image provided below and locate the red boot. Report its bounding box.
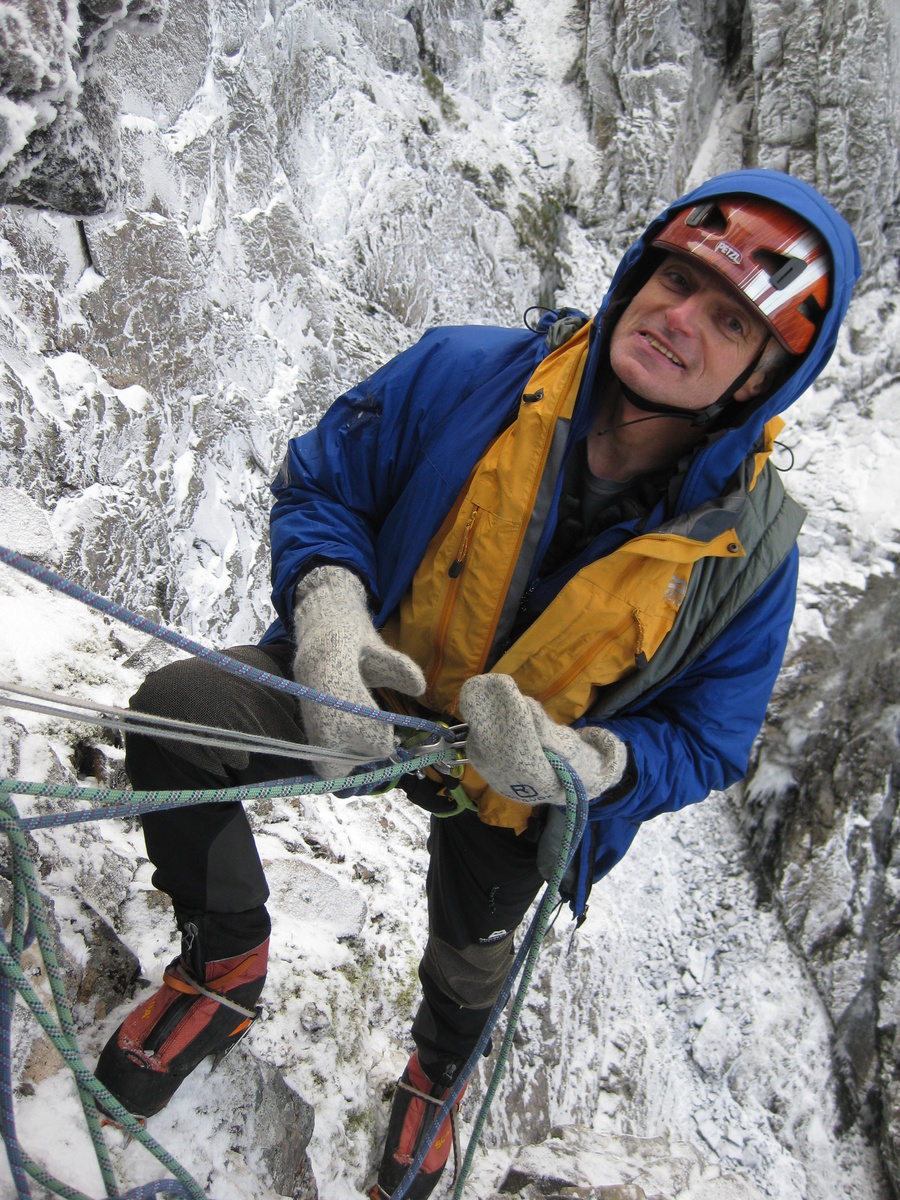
[95,936,268,1117]
[371,1052,466,1199]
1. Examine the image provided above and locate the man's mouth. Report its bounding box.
[640,332,685,368]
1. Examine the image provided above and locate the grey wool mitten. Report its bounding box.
[458,673,628,807]
[292,566,426,779]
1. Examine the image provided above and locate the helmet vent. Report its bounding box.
[753,250,807,290]
[685,202,728,234]
[797,293,825,328]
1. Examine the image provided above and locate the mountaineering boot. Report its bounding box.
[371,1051,467,1200]
[94,923,268,1117]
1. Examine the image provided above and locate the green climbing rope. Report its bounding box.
[451,752,583,1197]
[0,751,463,1200]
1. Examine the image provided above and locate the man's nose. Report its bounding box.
[664,293,702,334]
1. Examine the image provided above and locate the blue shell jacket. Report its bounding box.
[263,169,861,907]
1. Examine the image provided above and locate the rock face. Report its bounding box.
[584,0,745,228]
[494,1126,768,1199]
[740,566,900,1190]
[203,1044,317,1198]
[583,0,900,277]
[7,1,899,267]
[1,1,899,1198]
[0,1,167,212]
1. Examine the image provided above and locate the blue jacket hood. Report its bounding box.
[597,169,862,508]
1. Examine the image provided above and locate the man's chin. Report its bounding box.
[616,374,695,416]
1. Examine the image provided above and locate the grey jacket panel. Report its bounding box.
[589,460,806,721]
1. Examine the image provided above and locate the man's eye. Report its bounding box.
[725,314,746,336]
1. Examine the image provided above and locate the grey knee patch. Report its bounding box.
[129,659,247,773]
[421,930,514,1010]
[130,645,297,776]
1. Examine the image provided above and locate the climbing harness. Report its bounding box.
[0,545,587,1200]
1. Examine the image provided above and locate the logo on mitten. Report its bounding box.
[511,783,539,799]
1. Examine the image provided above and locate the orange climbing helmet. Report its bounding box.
[652,195,832,355]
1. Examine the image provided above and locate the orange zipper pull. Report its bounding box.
[633,608,648,669]
[448,510,479,578]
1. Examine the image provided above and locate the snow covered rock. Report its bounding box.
[741,567,900,1187]
[0,486,61,562]
[0,0,166,213]
[405,0,485,80]
[582,0,900,275]
[492,1126,767,1198]
[192,1044,316,1199]
[750,0,900,279]
[1,0,899,1197]
[583,0,739,229]
[63,897,142,1024]
[265,857,368,942]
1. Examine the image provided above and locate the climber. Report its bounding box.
[93,169,860,1199]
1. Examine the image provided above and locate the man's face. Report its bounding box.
[609,253,771,411]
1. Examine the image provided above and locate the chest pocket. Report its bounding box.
[494,529,743,726]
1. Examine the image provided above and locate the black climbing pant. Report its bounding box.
[125,642,544,1080]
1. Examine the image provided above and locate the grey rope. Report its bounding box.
[0,679,424,769]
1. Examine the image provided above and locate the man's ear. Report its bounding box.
[733,367,770,403]
[734,338,794,403]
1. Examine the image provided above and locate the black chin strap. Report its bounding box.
[593,410,700,438]
[619,341,769,428]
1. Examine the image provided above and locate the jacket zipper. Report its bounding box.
[427,507,482,692]
[482,357,586,660]
[532,610,641,705]
[430,332,590,692]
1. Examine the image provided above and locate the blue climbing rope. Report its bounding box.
[0,546,449,739]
